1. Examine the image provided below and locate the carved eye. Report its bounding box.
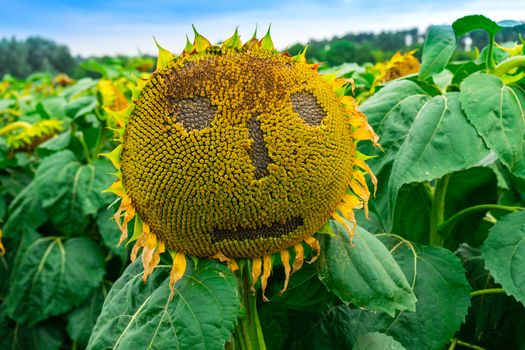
[291,92,327,126]
[172,97,216,130]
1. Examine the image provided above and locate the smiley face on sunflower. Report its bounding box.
[103,27,378,299]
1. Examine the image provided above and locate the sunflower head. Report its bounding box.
[0,119,63,152]
[104,27,377,298]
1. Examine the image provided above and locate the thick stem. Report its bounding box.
[494,55,525,76]
[438,204,523,236]
[234,269,267,350]
[429,175,450,246]
[486,34,496,72]
[455,339,487,350]
[471,288,506,298]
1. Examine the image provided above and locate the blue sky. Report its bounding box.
[0,0,523,56]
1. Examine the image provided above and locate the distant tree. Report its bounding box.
[0,37,76,79]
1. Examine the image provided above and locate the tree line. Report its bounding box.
[1,25,524,79]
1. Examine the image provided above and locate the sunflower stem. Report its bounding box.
[429,175,450,246]
[234,267,267,350]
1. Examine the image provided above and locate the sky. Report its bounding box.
[0,0,524,56]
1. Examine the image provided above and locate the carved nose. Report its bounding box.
[246,115,272,179]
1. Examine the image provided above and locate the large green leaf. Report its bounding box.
[359,80,430,176]
[67,283,109,347]
[482,211,525,305]
[5,237,105,325]
[88,259,241,350]
[388,92,489,226]
[353,332,406,350]
[459,74,525,178]
[456,244,525,349]
[96,209,128,262]
[419,25,456,80]
[317,223,416,316]
[346,236,471,350]
[265,262,338,313]
[3,182,47,236]
[452,15,502,38]
[0,312,65,350]
[35,150,114,235]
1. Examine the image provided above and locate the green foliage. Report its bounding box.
[87,260,241,350]
[0,13,524,350]
[317,223,416,316]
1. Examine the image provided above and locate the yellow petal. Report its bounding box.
[304,236,320,263]
[169,251,187,300]
[0,229,5,256]
[279,250,291,295]
[103,180,125,197]
[261,255,272,302]
[292,243,304,273]
[251,257,262,292]
[212,252,239,272]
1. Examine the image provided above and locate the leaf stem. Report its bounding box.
[486,34,496,72]
[454,339,487,350]
[493,55,525,76]
[438,204,522,235]
[470,288,506,297]
[429,175,450,246]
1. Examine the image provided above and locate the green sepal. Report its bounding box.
[192,25,211,53]
[223,27,242,50]
[153,37,174,71]
[259,24,274,50]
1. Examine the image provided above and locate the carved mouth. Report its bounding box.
[211,216,304,243]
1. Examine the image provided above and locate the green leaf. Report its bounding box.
[5,237,105,325]
[459,74,525,178]
[67,283,109,347]
[61,78,97,99]
[96,209,128,262]
[452,15,502,37]
[37,130,71,154]
[0,313,65,350]
[66,95,97,119]
[392,182,431,244]
[259,303,290,350]
[35,150,114,235]
[347,236,471,350]
[39,96,67,120]
[419,25,456,80]
[388,92,489,226]
[482,211,525,305]
[359,80,430,176]
[87,259,241,350]
[456,244,525,348]
[353,332,406,350]
[265,262,338,313]
[317,224,417,316]
[3,182,47,236]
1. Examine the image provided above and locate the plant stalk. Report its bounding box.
[438,204,523,236]
[470,288,506,298]
[234,268,267,350]
[493,55,525,76]
[429,175,450,246]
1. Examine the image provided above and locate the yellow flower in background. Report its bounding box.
[370,50,420,89]
[103,27,378,298]
[0,119,63,151]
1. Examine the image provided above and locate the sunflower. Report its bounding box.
[103,27,378,299]
[0,119,63,152]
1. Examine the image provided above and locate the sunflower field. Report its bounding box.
[0,14,524,350]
